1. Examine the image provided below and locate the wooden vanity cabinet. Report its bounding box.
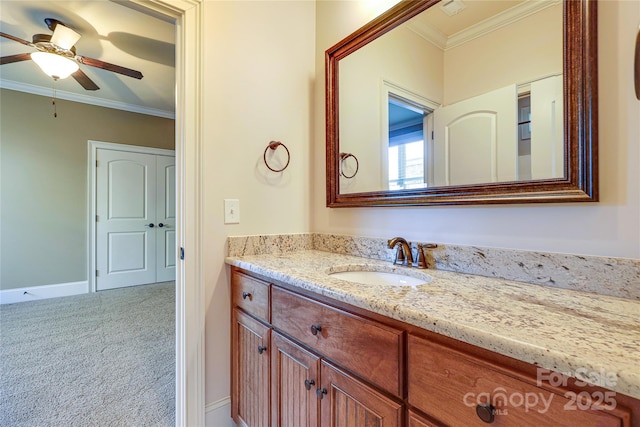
[408,410,442,427]
[270,286,403,397]
[232,308,271,427]
[408,333,633,427]
[230,267,639,427]
[271,331,403,427]
[271,332,320,427]
[231,267,403,427]
[320,360,403,427]
[231,271,272,427]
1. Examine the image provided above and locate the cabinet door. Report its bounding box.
[319,361,402,427]
[272,332,321,427]
[232,308,271,427]
[408,410,442,427]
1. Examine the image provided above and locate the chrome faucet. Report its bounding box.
[387,237,413,267]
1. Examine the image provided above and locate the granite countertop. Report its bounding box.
[225,250,640,400]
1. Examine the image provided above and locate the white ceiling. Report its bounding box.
[0,1,175,118]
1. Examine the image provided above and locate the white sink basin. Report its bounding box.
[329,270,430,287]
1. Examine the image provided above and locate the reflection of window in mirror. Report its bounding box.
[517,91,532,181]
[387,96,433,190]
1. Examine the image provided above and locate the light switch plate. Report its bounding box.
[224,199,240,224]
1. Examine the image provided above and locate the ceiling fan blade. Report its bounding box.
[72,69,99,91]
[77,56,143,80]
[1,53,32,65]
[50,24,81,50]
[0,32,34,47]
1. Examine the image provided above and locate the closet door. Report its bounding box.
[155,155,176,282]
[96,149,157,290]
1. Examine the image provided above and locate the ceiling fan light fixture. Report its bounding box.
[30,51,79,79]
[50,24,81,51]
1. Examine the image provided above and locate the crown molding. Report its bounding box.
[409,0,561,51]
[406,21,448,50]
[0,79,175,119]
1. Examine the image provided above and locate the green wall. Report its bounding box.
[0,88,175,290]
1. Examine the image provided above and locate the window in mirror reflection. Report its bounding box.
[387,96,432,190]
[517,92,532,181]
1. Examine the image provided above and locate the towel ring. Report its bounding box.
[340,152,359,179]
[264,141,290,172]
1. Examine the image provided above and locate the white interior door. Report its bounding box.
[530,75,564,179]
[96,148,175,291]
[156,155,176,282]
[433,85,518,186]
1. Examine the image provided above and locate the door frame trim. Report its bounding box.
[87,140,175,293]
[90,1,204,424]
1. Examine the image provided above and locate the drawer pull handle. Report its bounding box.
[310,324,322,335]
[316,388,327,400]
[476,403,496,423]
[257,345,267,354]
[304,379,315,391]
[242,292,251,300]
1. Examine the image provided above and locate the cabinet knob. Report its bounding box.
[476,403,496,423]
[316,388,327,400]
[158,223,165,228]
[146,223,155,228]
[310,324,322,336]
[304,379,315,391]
[257,345,267,354]
[242,292,251,300]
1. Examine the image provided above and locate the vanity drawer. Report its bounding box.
[408,334,628,427]
[271,286,403,397]
[231,270,270,322]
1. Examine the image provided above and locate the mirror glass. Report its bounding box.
[326,0,597,207]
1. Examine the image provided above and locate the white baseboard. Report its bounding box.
[0,281,89,304]
[205,396,231,413]
[205,396,232,426]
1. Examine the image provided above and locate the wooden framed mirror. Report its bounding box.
[326,0,597,207]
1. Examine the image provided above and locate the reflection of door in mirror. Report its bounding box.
[433,84,518,186]
[431,75,563,186]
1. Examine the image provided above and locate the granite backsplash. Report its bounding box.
[227,233,640,300]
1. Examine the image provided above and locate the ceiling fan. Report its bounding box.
[0,18,143,91]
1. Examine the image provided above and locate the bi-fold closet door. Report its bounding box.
[95,148,175,291]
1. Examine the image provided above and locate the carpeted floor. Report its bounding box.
[0,282,175,427]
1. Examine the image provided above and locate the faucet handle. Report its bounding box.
[393,244,406,265]
[415,243,438,269]
[415,244,427,269]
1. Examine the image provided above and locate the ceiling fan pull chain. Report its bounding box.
[52,77,58,118]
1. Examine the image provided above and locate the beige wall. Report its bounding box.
[444,3,562,104]
[0,89,174,290]
[201,0,316,415]
[312,0,640,259]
